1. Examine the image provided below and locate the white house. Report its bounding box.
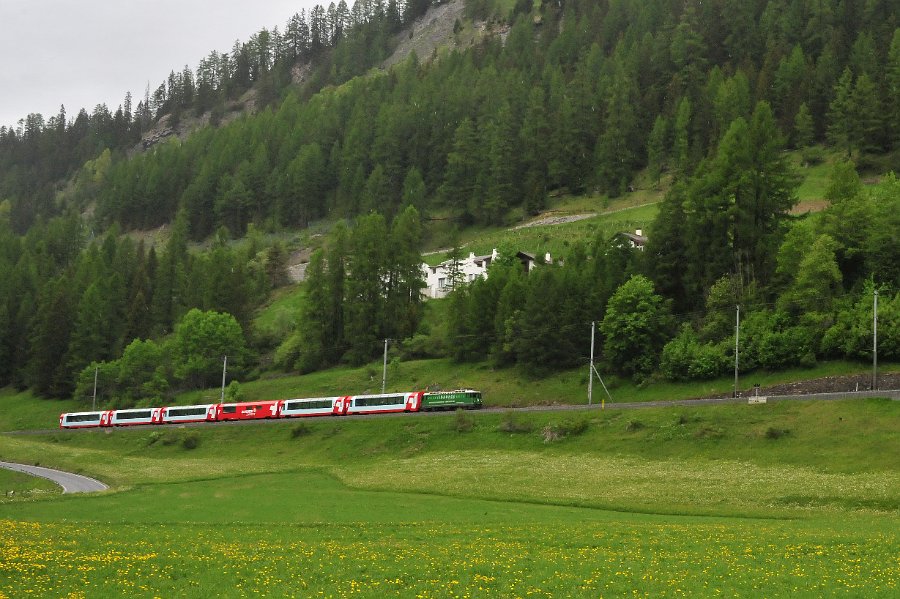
[420,249,550,299]
[617,229,647,250]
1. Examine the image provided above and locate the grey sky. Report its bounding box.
[0,1,320,129]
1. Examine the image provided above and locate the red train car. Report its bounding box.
[215,400,281,421]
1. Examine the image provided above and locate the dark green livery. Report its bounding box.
[420,389,483,411]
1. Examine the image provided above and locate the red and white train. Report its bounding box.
[59,390,483,429]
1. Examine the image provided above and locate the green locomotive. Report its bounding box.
[420,389,483,410]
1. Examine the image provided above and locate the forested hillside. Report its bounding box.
[1,0,899,405]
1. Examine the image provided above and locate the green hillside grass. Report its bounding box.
[0,468,60,499]
[3,398,897,503]
[1,398,897,596]
[5,356,898,433]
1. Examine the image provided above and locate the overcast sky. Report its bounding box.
[0,0,321,129]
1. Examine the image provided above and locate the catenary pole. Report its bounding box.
[382,339,389,394]
[221,355,227,402]
[873,290,878,390]
[588,321,595,405]
[733,305,740,398]
[92,366,98,411]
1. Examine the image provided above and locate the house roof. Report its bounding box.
[618,232,648,245]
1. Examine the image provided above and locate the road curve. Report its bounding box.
[0,461,108,493]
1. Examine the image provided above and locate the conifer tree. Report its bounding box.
[850,73,881,154]
[344,213,388,364]
[672,97,692,177]
[519,87,550,215]
[887,29,900,149]
[827,68,855,157]
[646,115,668,187]
[794,102,815,149]
[441,118,479,214]
[483,102,519,225]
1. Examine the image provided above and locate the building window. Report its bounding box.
[438,277,446,289]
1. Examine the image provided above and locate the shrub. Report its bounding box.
[800,146,824,166]
[497,411,533,433]
[694,426,724,439]
[765,427,790,439]
[661,324,730,381]
[454,409,474,433]
[291,423,311,438]
[181,432,200,450]
[541,419,588,443]
[225,381,243,402]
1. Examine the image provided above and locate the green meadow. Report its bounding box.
[1,397,898,597]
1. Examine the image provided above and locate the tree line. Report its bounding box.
[0,0,436,234]
[0,213,281,399]
[95,1,900,237]
[4,1,900,241]
[444,168,899,383]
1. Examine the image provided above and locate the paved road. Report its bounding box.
[0,461,108,493]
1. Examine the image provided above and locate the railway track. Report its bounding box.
[7,388,897,436]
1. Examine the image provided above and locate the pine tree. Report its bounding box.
[673,97,692,178]
[827,68,855,157]
[324,223,348,364]
[483,102,519,225]
[519,87,550,215]
[646,115,668,187]
[400,167,426,213]
[595,64,638,196]
[441,118,480,214]
[385,206,425,341]
[850,73,882,154]
[344,213,388,364]
[26,277,75,397]
[296,250,328,373]
[887,29,900,150]
[794,102,815,149]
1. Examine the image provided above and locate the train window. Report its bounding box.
[115,411,152,420]
[168,407,207,417]
[222,406,237,414]
[286,400,332,410]
[66,413,101,423]
[355,395,404,407]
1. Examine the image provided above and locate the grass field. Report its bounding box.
[1,397,898,596]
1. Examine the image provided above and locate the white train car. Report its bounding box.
[59,410,112,429]
[109,408,162,427]
[160,404,217,424]
[346,392,422,415]
[280,397,342,418]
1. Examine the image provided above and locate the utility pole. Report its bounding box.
[382,339,389,394]
[733,305,740,398]
[221,355,228,402]
[587,321,612,408]
[873,290,878,390]
[588,321,595,405]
